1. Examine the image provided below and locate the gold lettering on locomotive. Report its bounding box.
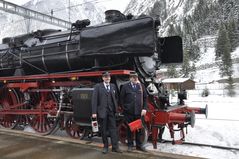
[80,93,88,99]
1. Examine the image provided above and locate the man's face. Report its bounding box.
[102,75,111,84]
[130,76,138,84]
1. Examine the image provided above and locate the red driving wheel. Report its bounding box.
[0,88,19,129]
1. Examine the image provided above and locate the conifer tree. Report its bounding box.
[190,63,196,79]
[167,65,178,78]
[167,24,176,36]
[180,50,196,79]
[225,76,236,97]
[218,24,232,77]
[181,50,190,78]
[215,24,228,59]
[149,1,160,18]
[175,25,183,37]
[216,23,235,96]
[227,19,237,51]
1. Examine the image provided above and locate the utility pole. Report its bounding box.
[24,17,31,33]
[68,0,71,22]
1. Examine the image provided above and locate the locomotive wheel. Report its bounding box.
[65,116,85,139]
[12,91,29,130]
[29,115,59,135]
[0,88,19,129]
[28,92,59,135]
[139,127,149,145]
[118,121,128,144]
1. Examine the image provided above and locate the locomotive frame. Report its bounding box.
[0,69,207,149]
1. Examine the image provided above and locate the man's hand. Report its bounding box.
[92,114,97,118]
[141,109,147,116]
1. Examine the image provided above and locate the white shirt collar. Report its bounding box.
[131,82,137,88]
[103,82,110,89]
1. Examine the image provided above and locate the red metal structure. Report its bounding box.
[0,70,130,134]
[122,96,207,148]
[0,69,207,148]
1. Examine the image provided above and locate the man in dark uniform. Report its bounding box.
[120,71,147,152]
[92,71,122,154]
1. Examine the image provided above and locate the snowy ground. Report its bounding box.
[146,95,239,159]
[22,94,239,158]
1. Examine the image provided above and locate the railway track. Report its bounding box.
[196,117,239,122]
[163,140,239,151]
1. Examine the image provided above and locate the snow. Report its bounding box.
[21,93,239,158]
[194,38,239,83]
[98,0,131,12]
[6,0,131,13]
[5,0,31,5]
[162,78,192,83]
[146,95,239,159]
[232,47,239,59]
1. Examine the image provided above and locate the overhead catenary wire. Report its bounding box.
[45,0,111,15]
[0,0,111,29]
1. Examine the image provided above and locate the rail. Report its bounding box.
[163,140,239,151]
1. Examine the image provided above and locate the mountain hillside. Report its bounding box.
[125,0,239,84]
[0,0,105,41]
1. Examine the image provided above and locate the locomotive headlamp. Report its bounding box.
[70,77,77,81]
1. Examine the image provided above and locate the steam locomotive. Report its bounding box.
[0,10,207,149]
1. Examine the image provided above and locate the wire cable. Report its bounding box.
[0,0,111,28]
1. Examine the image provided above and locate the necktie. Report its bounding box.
[106,85,110,92]
[133,84,137,90]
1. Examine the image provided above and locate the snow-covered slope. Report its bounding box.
[195,45,239,83]
[0,0,105,41]
[124,0,158,15]
[124,0,198,36]
[125,0,239,84]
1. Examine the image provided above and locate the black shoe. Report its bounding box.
[112,148,122,153]
[127,146,133,152]
[136,146,147,152]
[158,139,166,143]
[102,147,108,154]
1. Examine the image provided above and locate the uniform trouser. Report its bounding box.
[158,126,165,141]
[99,111,119,149]
[124,114,142,148]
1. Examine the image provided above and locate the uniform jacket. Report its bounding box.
[120,82,147,115]
[92,82,118,118]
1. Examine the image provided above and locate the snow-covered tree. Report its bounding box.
[180,50,196,79]
[216,24,233,77]
[167,65,178,78]
[227,19,238,51]
[216,23,235,96]
[225,76,236,97]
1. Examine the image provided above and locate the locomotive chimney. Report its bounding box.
[104,10,126,23]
